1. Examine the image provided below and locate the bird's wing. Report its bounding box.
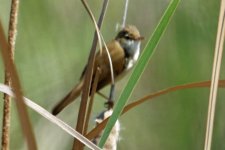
[94,40,126,90]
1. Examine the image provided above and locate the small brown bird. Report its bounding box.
[52,25,143,115]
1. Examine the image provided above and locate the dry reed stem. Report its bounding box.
[1,0,19,149]
[84,68,101,135]
[0,21,37,150]
[86,80,225,140]
[78,68,101,149]
[204,0,225,149]
[0,83,101,150]
[73,0,108,149]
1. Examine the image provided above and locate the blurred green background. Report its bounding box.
[0,0,225,149]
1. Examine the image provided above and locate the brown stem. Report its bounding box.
[1,75,11,150]
[73,0,109,149]
[1,0,18,149]
[86,80,225,140]
[0,13,37,150]
[84,67,100,135]
[76,68,101,149]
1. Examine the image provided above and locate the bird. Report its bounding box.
[52,25,143,115]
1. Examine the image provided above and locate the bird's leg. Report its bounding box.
[103,84,115,109]
[97,91,114,109]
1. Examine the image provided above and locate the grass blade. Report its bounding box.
[98,0,181,147]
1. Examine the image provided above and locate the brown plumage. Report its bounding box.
[52,25,142,115]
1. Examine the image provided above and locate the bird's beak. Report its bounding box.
[137,36,144,41]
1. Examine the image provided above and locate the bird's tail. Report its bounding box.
[52,80,84,115]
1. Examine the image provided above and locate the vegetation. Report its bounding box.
[0,0,224,149]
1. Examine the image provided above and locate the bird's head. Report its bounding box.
[116,25,144,57]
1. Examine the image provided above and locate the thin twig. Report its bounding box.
[86,80,225,140]
[97,91,109,100]
[0,22,37,150]
[73,0,109,149]
[1,0,18,149]
[122,0,129,28]
[204,0,225,150]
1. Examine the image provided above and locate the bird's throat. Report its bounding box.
[122,40,141,70]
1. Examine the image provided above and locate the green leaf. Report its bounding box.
[98,0,181,147]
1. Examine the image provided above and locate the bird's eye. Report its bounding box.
[124,33,130,40]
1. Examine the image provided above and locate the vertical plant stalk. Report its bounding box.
[204,0,225,150]
[121,0,129,28]
[1,0,18,149]
[78,68,100,149]
[73,0,108,149]
[84,68,100,135]
[0,17,37,150]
